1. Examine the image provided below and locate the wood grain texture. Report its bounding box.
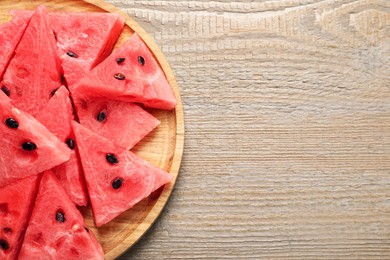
[103,0,390,259]
[0,1,183,259]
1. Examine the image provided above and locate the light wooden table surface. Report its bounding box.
[107,0,390,259]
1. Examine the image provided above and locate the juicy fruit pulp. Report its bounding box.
[53,12,124,88]
[18,171,104,260]
[52,152,88,206]
[72,122,173,227]
[35,86,88,206]
[74,34,177,110]
[0,15,30,79]
[11,10,125,89]
[0,175,40,260]
[35,86,72,143]
[75,96,160,150]
[1,6,63,117]
[0,94,70,188]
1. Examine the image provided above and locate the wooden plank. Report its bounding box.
[109,0,390,259]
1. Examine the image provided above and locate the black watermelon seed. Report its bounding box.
[112,178,123,189]
[66,51,78,58]
[56,210,65,223]
[5,118,18,129]
[96,111,106,122]
[61,75,66,85]
[1,86,10,96]
[106,153,118,164]
[50,88,58,97]
[114,73,125,80]
[22,142,37,151]
[138,56,145,66]
[3,228,12,234]
[0,239,9,250]
[66,138,75,150]
[53,31,57,40]
[116,58,125,64]
[84,227,89,233]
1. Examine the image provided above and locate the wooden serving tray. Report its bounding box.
[0,0,184,259]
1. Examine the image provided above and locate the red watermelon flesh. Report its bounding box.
[53,152,88,206]
[35,86,88,206]
[2,6,63,117]
[18,171,103,260]
[0,15,31,80]
[0,88,11,102]
[75,95,160,150]
[0,95,70,188]
[35,86,72,142]
[74,33,177,110]
[0,175,40,260]
[11,10,124,89]
[72,122,173,227]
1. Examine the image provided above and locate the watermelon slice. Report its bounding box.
[18,171,103,259]
[35,86,88,206]
[0,175,40,260]
[0,15,31,81]
[11,10,124,89]
[1,6,63,117]
[75,96,160,150]
[72,122,173,227]
[74,34,177,110]
[0,94,70,188]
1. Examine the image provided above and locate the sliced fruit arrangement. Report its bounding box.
[11,9,125,89]
[1,4,177,258]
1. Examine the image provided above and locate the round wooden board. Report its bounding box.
[0,0,184,259]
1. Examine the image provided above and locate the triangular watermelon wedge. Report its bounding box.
[1,6,63,117]
[0,175,40,260]
[0,15,31,81]
[72,122,173,227]
[74,34,177,110]
[75,95,160,150]
[35,86,88,206]
[18,171,103,259]
[0,94,70,188]
[11,10,124,89]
